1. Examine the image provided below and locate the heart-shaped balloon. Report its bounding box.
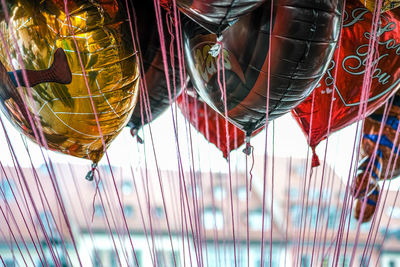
[0,0,139,164]
[183,0,342,135]
[177,92,262,158]
[292,0,400,166]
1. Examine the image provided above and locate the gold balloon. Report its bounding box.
[358,0,400,13]
[0,0,139,163]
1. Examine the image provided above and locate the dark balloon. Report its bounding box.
[162,0,265,34]
[292,1,400,166]
[183,0,342,135]
[177,92,263,158]
[127,1,184,133]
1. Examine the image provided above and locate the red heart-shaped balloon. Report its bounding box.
[292,0,400,166]
[177,93,262,158]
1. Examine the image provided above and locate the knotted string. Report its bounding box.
[243,135,255,191]
[85,162,98,182]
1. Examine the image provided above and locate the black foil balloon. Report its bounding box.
[183,0,343,135]
[127,1,184,133]
[172,0,266,34]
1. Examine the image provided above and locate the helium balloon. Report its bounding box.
[359,0,400,13]
[292,0,400,166]
[353,93,400,222]
[127,0,184,136]
[183,0,342,136]
[177,92,262,158]
[0,0,139,165]
[161,0,265,34]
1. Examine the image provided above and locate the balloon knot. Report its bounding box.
[209,35,223,57]
[85,163,97,182]
[130,128,143,144]
[311,146,320,168]
[243,136,253,155]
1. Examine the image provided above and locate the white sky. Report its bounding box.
[0,106,399,188]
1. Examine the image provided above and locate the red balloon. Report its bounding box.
[177,92,262,158]
[292,0,400,166]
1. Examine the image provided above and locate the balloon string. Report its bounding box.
[91,169,101,223]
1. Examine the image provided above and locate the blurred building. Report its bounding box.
[0,158,399,266]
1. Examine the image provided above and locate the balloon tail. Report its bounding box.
[311,146,320,168]
[243,135,255,191]
[85,162,98,182]
[209,35,223,58]
[130,128,144,144]
[91,170,101,223]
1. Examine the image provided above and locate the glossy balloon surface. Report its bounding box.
[184,0,342,134]
[177,92,262,158]
[165,0,265,34]
[128,0,184,131]
[358,0,400,13]
[352,93,400,222]
[292,1,400,149]
[0,0,139,163]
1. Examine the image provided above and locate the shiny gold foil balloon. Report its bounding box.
[0,0,139,163]
[359,0,400,13]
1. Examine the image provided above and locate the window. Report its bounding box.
[3,259,15,267]
[122,181,133,195]
[296,164,305,176]
[213,186,226,200]
[328,209,338,229]
[203,207,223,230]
[339,256,350,267]
[188,185,202,199]
[387,206,400,219]
[359,256,368,267]
[290,188,299,200]
[237,186,247,201]
[248,208,270,230]
[152,206,164,219]
[0,179,15,201]
[37,211,60,240]
[322,258,329,267]
[301,255,310,267]
[94,204,104,217]
[156,250,179,267]
[124,205,134,217]
[132,250,142,267]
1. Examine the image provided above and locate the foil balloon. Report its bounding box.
[127,0,184,137]
[358,0,400,13]
[161,0,265,34]
[292,0,400,166]
[183,0,342,136]
[0,0,139,167]
[353,93,400,222]
[177,92,262,158]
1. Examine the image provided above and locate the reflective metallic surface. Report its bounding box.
[0,0,139,163]
[292,1,400,149]
[184,0,342,134]
[128,0,184,131]
[359,0,400,13]
[177,0,265,34]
